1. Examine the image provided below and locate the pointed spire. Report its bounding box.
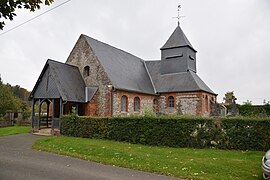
[160,26,196,52]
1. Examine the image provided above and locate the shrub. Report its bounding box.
[61,115,270,151]
[238,104,270,117]
[22,111,31,120]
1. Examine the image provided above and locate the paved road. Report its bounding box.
[0,134,178,180]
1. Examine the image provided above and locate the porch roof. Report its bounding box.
[30,59,87,102]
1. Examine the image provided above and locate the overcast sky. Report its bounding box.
[0,0,270,104]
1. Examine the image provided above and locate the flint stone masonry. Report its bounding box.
[66,35,112,116]
[112,90,157,116]
[65,34,216,117]
[176,96,198,115]
[158,92,216,116]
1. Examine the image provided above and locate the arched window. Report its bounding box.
[134,97,140,112]
[168,96,174,107]
[153,99,158,112]
[83,66,90,77]
[121,95,128,112]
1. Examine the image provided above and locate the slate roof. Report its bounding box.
[31,25,215,100]
[30,60,87,102]
[84,35,156,95]
[161,25,196,52]
[145,61,216,95]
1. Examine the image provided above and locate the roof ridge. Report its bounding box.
[143,61,156,93]
[189,71,216,95]
[82,34,145,63]
[160,71,188,76]
[47,59,79,69]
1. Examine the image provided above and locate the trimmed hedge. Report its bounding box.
[61,115,270,151]
[238,104,270,117]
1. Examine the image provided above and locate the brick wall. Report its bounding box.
[65,35,216,117]
[112,90,158,116]
[84,93,98,116]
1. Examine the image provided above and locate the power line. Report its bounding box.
[0,0,71,37]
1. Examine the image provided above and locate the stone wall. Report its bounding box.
[159,92,216,116]
[112,90,157,116]
[65,35,216,117]
[66,35,112,116]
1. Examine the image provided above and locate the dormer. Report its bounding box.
[160,25,197,74]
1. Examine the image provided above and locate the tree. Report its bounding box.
[0,83,20,115]
[223,91,237,105]
[0,0,54,30]
[243,100,252,106]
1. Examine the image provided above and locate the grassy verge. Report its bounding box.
[33,136,264,179]
[0,125,30,136]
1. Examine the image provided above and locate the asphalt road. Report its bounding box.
[0,134,179,180]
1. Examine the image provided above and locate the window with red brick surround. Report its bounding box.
[168,96,174,107]
[134,97,140,112]
[121,95,128,112]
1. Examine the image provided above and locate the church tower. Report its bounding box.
[160,25,197,74]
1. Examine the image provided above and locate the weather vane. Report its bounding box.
[173,5,185,26]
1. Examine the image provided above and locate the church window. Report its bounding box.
[121,95,128,112]
[134,97,140,112]
[168,96,174,107]
[83,66,90,77]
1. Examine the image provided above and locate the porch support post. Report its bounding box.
[52,99,55,129]
[38,99,41,129]
[46,101,49,128]
[59,98,63,130]
[31,99,35,129]
[60,98,63,118]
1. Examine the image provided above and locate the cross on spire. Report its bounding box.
[173,5,185,26]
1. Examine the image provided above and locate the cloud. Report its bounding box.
[0,0,269,104]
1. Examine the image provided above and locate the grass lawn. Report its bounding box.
[0,125,30,136]
[33,136,264,180]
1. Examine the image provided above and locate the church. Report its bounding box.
[29,24,217,131]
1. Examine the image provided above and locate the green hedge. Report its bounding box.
[238,104,270,117]
[61,115,270,151]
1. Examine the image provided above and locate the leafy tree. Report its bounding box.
[223,91,237,105]
[0,83,20,115]
[242,100,252,106]
[0,0,54,30]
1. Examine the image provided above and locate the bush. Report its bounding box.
[61,115,270,151]
[238,104,270,117]
[22,111,31,120]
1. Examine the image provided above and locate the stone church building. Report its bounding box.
[30,25,216,130]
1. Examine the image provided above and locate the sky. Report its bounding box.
[0,0,270,105]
